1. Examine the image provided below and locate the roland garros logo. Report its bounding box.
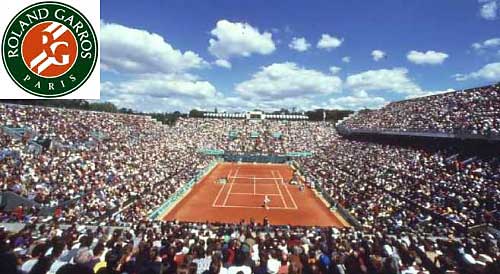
[2,2,97,97]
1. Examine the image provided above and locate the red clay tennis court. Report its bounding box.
[162,162,347,227]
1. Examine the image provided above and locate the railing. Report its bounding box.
[198,148,225,156]
[223,153,289,163]
[220,151,313,163]
[0,222,131,233]
[1,126,31,139]
[27,140,43,155]
[0,191,39,211]
[314,184,362,228]
[336,125,500,141]
[0,148,21,161]
[90,130,107,141]
[285,151,312,157]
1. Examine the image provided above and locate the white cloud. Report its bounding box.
[104,92,318,113]
[235,62,342,99]
[472,37,500,50]
[328,90,387,110]
[317,34,343,50]
[454,62,500,81]
[479,0,498,20]
[342,56,351,63]
[289,37,311,52]
[203,96,319,113]
[346,68,423,95]
[453,74,468,81]
[214,59,232,69]
[329,66,341,74]
[102,73,217,100]
[406,50,449,65]
[371,50,386,61]
[102,89,250,113]
[101,21,206,74]
[208,20,276,60]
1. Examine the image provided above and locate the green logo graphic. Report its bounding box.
[2,1,98,97]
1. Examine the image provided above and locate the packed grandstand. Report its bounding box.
[0,83,499,274]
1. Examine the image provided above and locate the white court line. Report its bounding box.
[212,169,233,207]
[271,170,288,209]
[212,204,293,210]
[277,170,298,209]
[222,167,240,206]
[253,175,256,195]
[230,182,276,186]
[230,192,282,196]
[228,176,285,180]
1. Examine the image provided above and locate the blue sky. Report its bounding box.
[100,0,500,112]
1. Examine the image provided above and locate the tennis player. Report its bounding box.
[263,195,271,210]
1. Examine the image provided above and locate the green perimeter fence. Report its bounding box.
[290,161,361,228]
[148,160,220,220]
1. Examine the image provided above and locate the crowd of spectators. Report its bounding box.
[0,104,210,225]
[0,92,499,274]
[299,137,499,231]
[339,83,500,137]
[1,218,498,274]
[0,104,332,225]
